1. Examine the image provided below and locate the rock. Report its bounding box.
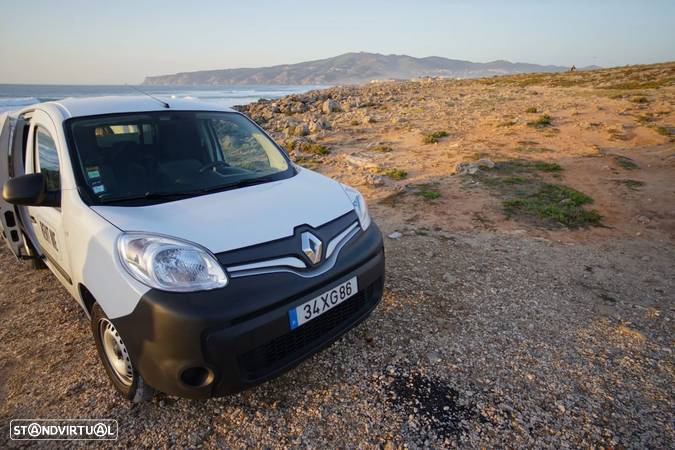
[442,272,458,285]
[292,150,306,161]
[364,174,385,186]
[345,154,379,170]
[293,123,309,137]
[309,118,331,134]
[454,162,480,175]
[476,158,495,169]
[387,232,402,240]
[322,99,340,114]
[362,115,376,124]
[290,102,307,114]
[426,351,442,364]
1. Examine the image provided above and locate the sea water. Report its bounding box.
[0,84,324,113]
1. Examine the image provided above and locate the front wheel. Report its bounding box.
[91,303,154,402]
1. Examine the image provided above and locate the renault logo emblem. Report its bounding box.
[301,232,322,265]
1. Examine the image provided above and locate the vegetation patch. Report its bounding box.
[631,96,649,103]
[613,155,639,170]
[600,81,665,90]
[504,184,602,228]
[414,183,441,200]
[615,179,645,190]
[379,167,408,180]
[502,176,527,184]
[466,159,601,229]
[370,144,393,152]
[527,114,552,129]
[525,107,538,113]
[285,139,330,155]
[654,126,673,138]
[534,162,562,172]
[469,152,491,160]
[422,130,449,144]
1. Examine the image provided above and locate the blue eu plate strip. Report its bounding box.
[288,308,299,330]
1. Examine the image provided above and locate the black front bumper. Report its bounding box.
[112,223,384,399]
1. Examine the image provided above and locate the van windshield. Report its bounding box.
[66,111,293,205]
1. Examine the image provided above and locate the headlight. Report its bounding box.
[341,184,371,230]
[116,233,228,292]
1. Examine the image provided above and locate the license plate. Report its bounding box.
[288,277,358,330]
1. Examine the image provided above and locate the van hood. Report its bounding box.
[91,168,355,254]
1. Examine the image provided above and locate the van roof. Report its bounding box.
[43,95,235,119]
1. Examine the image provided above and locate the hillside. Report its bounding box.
[235,61,674,239]
[142,52,575,85]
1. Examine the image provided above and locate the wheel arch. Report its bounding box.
[78,283,97,316]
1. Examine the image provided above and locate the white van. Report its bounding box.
[0,96,384,401]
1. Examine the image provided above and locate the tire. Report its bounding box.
[90,303,154,402]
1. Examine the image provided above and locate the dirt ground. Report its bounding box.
[1,63,673,448]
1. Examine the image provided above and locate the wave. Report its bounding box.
[0,96,40,107]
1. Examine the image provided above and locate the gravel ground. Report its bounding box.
[0,223,672,449]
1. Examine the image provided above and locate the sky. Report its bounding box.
[1,0,674,85]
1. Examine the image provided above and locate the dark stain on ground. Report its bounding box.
[384,368,485,441]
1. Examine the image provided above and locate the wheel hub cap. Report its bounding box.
[100,319,133,386]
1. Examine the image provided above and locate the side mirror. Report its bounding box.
[2,173,61,207]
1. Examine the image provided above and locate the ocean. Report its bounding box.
[0,84,325,113]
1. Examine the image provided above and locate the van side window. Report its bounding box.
[36,127,60,191]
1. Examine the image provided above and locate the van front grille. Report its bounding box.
[237,283,376,378]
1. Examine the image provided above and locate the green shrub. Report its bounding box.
[534,162,562,172]
[380,168,408,180]
[422,130,449,144]
[504,184,601,228]
[527,115,552,129]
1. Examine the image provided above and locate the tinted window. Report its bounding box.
[36,127,60,191]
[68,111,292,205]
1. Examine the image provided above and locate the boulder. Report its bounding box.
[345,154,379,170]
[309,118,331,134]
[290,102,307,114]
[454,162,480,175]
[455,158,495,175]
[322,99,341,114]
[476,158,495,169]
[364,173,385,186]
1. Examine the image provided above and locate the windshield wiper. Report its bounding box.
[100,190,202,204]
[98,176,279,204]
[213,175,279,191]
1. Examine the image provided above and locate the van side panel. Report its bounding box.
[60,189,150,318]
